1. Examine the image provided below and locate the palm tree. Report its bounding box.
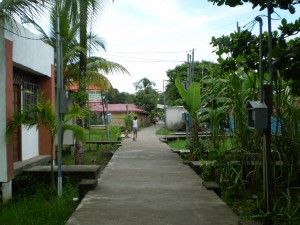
[23,1,128,165]
[133,77,157,94]
[57,0,112,106]
[0,0,44,25]
[6,94,87,187]
[24,4,128,92]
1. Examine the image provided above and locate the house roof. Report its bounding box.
[89,104,148,114]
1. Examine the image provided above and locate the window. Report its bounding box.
[23,82,39,110]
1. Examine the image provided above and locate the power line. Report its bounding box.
[1,26,44,41]
[98,49,192,54]
[101,53,184,61]
[102,57,185,63]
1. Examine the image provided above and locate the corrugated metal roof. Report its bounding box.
[89,104,148,114]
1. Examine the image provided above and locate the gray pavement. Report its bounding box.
[66,123,240,225]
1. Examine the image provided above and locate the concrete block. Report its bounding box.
[1,180,12,204]
[79,179,98,200]
[202,181,221,198]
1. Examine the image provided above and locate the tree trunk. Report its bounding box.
[74,0,88,165]
[50,138,55,188]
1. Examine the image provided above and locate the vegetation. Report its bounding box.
[155,127,171,135]
[1,127,121,224]
[133,77,160,113]
[175,78,201,154]
[0,176,78,225]
[63,127,120,165]
[6,95,87,187]
[2,0,300,224]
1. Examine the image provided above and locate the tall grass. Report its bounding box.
[0,176,78,225]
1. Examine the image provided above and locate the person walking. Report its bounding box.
[132,116,138,141]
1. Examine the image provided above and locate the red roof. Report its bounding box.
[89,104,148,114]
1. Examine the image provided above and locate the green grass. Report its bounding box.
[85,125,121,142]
[168,139,188,149]
[62,126,121,165]
[155,127,171,135]
[0,176,78,225]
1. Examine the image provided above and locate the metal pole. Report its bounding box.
[163,79,166,128]
[191,49,195,83]
[187,54,190,86]
[106,101,109,141]
[263,1,273,224]
[56,0,63,196]
[255,16,263,103]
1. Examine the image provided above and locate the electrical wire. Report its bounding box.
[0,26,44,41]
[98,49,191,54]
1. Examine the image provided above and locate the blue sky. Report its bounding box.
[94,0,299,93]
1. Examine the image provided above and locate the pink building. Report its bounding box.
[90,104,148,126]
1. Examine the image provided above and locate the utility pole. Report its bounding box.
[187,53,191,87]
[191,49,195,83]
[263,1,273,224]
[56,0,63,196]
[163,79,166,128]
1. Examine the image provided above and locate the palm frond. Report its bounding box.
[62,123,86,141]
[0,0,50,28]
[6,111,37,142]
[64,105,91,123]
[86,71,113,91]
[87,56,130,75]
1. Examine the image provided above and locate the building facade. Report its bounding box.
[0,24,55,203]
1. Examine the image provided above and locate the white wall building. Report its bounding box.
[0,24,55,203]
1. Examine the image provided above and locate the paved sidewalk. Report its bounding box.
[66,124,240,225]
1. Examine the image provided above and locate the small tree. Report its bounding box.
[6,94,86,187]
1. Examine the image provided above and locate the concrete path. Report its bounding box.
[66,124,240,225]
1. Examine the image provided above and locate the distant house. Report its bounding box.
[89,104,148,127]
[0,24,54,203]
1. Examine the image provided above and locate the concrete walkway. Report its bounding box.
[66,124,240,225]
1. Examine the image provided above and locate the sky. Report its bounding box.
[93,0,300,94]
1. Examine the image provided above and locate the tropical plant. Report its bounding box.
[175,78,201,153]
[207,0,299,13]
[133,77,156,93]
[6,94,87,187]
[133,89,159,113]
[165,61,220,105]
[0,0,48,28]
[24,4,128,94]
[124,112,134,132]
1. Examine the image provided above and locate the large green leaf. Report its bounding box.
[187,82,201,117]
[175,78,187,102]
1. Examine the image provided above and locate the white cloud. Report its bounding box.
[95,0,300,94]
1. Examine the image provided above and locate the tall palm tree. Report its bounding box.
[24,2,128,92]
[59,0,112,106]
[24,1,127,165]
[133,77,157,94]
